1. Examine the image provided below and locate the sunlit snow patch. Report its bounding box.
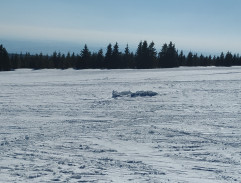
[112,90,158,98]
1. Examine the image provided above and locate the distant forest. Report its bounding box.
[0,41,241,71]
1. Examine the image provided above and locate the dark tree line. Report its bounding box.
[1,41,241,71]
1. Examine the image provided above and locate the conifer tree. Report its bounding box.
[80,44,91,68]
[208,55,212,66]
[96,49,104,68]
[141,40,149,68]
[65,52,71,69]
[178,50,186,66]
[225,52,233,67]
[51,51,58,68]
[199,54,205,66]
[192,53,198,66]
[158,43,168,68]
[233,54,239,65]
[136,40,150,69]
[148,41,157,68]
[12,54,20,69]
[70,52,77,69]
[112,42,121,69]
[60,53,66,69]
[167,42,178,67]
[158,42,178,68]
[135,41,143,68]
[105,43,112,69]
[186,51,193,66]
[219,52,225,66]
[0,44,11,71]
[123,44,133,68]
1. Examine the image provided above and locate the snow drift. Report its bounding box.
[112,90,158,98]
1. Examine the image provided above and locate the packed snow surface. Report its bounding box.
[1,67,241,182]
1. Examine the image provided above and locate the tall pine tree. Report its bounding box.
[80,44,91,68]
[105,43,112,69]
[111,42,121,69]
[148,41,157,68]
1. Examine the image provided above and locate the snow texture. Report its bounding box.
[1,67,241,182]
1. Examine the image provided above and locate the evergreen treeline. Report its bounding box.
[1,41,241,71]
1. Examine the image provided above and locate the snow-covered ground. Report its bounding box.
[1,67,241,182]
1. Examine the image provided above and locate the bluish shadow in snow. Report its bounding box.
[112,90,158,98]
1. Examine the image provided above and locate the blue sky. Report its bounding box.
[0,0,241,55]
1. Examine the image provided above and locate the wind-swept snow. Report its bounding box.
[1,67,241,182]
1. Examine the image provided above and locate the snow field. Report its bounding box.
[1,67,241,182]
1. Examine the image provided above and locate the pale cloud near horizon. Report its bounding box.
[0,24,154,44]
[1,23,241,54]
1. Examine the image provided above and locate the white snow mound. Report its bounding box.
[112,90,158,98]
